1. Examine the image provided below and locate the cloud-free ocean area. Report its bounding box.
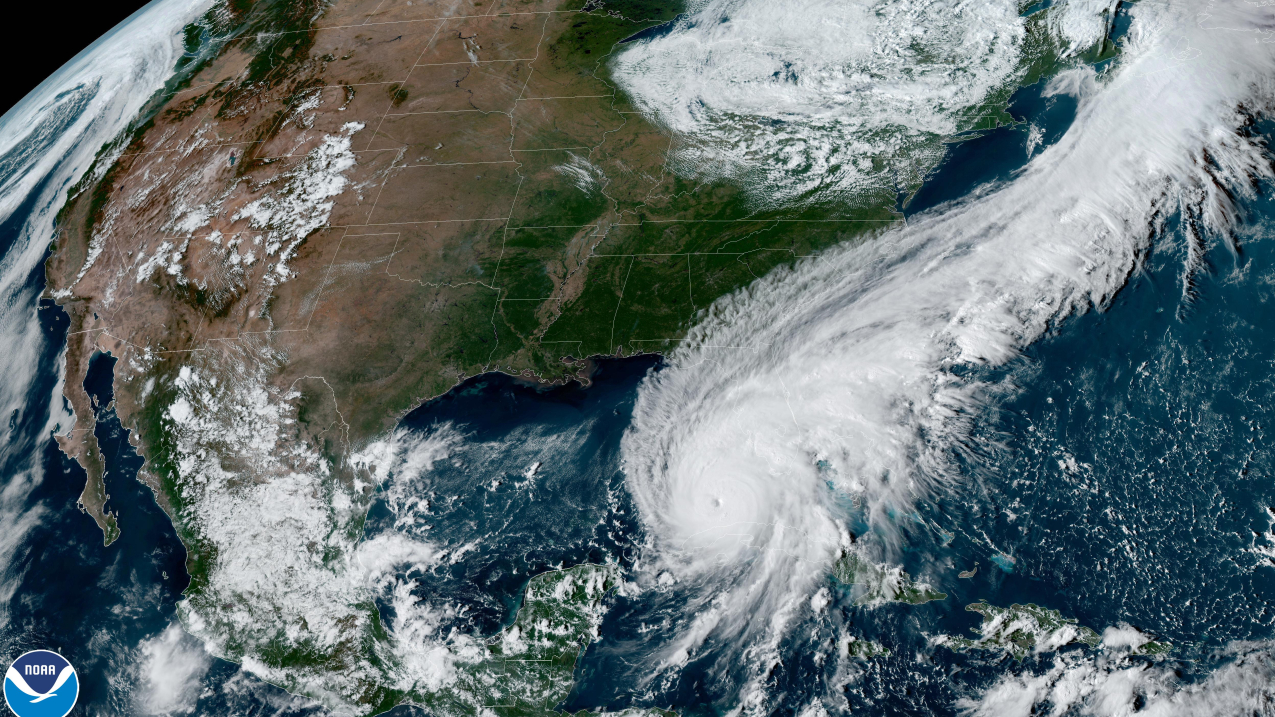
[3,0,1275,714]
[8,88,1275,717]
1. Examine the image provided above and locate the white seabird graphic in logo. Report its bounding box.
[5,666,73,703]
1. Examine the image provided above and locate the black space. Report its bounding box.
[2,1,157,118]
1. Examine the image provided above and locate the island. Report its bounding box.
[41,0,1125,711]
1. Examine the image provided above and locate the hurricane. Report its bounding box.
[0,0,1273,713]
[619,0,1275,707]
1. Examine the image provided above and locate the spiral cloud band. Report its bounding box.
[618,0,1275,705]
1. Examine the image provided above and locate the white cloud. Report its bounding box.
[621,0,1275,709]
[136,624,212,716]
[961,644,1275,717]
[0,0,211,616]
[233,122,364,284]
[351,533,442,586]
[612,0,1031,206]
[1100,624,1155,653]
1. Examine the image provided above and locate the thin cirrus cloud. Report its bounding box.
[618,0,1275,707]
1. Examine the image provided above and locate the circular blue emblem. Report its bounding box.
[4,650,77,717]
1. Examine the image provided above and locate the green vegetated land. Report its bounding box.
[941,602,1173,661]
[492,0,845,371]
[845,637,891,660]
[832,551,948,606]
[830,551,941,660]
[413,564,676,717]
[45,0,1135,710]
[470,0,1127,380]
[233,562,661,717]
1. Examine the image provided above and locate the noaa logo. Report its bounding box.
[3,651,77,717]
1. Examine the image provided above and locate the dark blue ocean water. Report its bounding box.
[6,190,1275,717]
[2,21,1273,715]
[0,143,321,714]
[363,357,658,639]
[905,79,1077,217]
[810,206,1275,715]
[560,78,1275,715]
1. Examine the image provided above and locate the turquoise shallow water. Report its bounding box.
[1,28,1274,717]
[5,155,1275,717]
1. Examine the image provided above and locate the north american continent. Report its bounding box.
[42,0,1116,712]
